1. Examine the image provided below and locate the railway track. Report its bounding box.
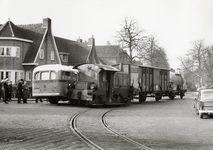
[69,109,153,150]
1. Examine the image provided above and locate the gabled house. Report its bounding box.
[0,18,101,86]
[95,44,130,65]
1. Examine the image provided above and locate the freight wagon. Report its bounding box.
[113,64,186,103]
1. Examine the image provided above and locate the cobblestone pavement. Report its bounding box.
[1,93,213,150]
[0,100,90,150]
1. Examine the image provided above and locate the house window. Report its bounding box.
[51,51,54,60]
[6,48,11,56]
[26,71,31,81]
[0,47,4,55]
[5,72,11,80]
[15,72,19,83]
[39,49,44,59]
[60,54,68,62]
[0,72,3,80]
[20,72,24,80]
[16,47,20,57]
[0,46,20,57]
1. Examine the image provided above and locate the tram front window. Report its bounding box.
[34,72,40,81]
[62,71,71,80]
[50,71,56,80]
[79,71,97,82]
[41,72,49,80]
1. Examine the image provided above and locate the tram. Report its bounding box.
[32,64,78,104]
[32,64,133,106]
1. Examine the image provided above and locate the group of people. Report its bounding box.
[17,79,30,103]
[17,79,43,103]
[0,78,12,104]
[0,78,43,104]
[0,78,31,104]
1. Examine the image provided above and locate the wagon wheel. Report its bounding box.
[48,98,59,104]
[155,95,161,102]
[139,94,146,104]
[169,96,175,100]
[125,98,131,106]
[180,92,184,99]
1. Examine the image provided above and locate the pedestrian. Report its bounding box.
[17,79,23,103]
[0,80,3,102]
[35,97,43,103]
[22,80,29,103]
[8,81,12,101]
[3,78,9,104]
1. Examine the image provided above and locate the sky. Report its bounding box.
[0,0,213,69]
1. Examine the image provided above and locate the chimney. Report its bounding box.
[77,37,82,43]
[42,18,51,29]
[88,35,95,46]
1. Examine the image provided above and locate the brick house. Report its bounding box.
[95,44,130,65]
[0,18,102,86]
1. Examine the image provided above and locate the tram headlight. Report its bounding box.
[155,85,159,91]
[90,83,97,90]
[173,85,177,90]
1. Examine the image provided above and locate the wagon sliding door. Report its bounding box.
[160,70,169,91]
[153,69,160,92]
[139,67,153,93]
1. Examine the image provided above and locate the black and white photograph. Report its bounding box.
[1,0,213,149]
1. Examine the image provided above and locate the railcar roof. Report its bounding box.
[33,64,78,73]
[133,64,170,70]
[74,63,120,72]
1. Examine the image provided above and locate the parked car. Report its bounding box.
[194,89,213,118]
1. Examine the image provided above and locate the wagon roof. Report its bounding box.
[73,63,120,72]
[130,64,171,71]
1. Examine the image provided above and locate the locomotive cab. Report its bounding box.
[72,63,133,106]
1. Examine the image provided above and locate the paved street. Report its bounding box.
[1,93,213,150]
[0,100,90,150]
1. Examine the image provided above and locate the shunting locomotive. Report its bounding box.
[32,64,133,106]
[71,63,133,106]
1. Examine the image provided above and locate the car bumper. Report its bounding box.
[199,110,213,114]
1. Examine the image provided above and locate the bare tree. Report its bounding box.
[137,34,169,68]
[154,46,169,68]
[178,39,208,88]
[116,16,146,64]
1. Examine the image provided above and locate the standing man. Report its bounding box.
[3,78,9,104]
[17,79,23,103]
[8,81,12,101]
[0,80,3,102]
[22,80,29,103]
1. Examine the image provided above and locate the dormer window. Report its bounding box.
[39,49,44,59]
[60,54,68,62]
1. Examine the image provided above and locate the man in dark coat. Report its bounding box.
[3,78,9,104]
[17,79,23,103]
[0,81,2,102]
